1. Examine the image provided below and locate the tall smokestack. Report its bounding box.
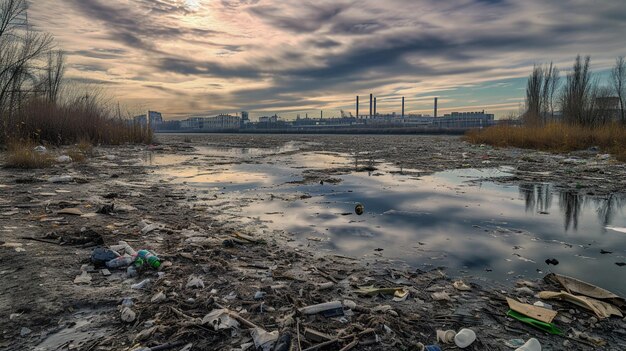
[369,94,373,118]
[434,97,438,118]
[402,97,405,117]
[320,110,323,119]
[374,97,377,116]
[356,96,359,119]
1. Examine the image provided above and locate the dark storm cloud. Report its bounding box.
[249,2,349,33]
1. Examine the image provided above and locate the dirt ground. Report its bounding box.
[1,134,625,351]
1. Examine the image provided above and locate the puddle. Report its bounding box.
[153,147,626,294]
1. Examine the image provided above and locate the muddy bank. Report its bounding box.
[1,135,625,351]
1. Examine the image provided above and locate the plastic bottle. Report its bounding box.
[136,249,161,269]
[106,255,134,268]
[454,328,476,348]
[515,338,541,351]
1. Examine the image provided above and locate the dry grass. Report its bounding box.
[1,97,152,146]
[464,123,626,159]
[66,148,86,163]
[5,141,54,169]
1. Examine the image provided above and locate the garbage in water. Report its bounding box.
[453,280,471,291]
[506,297,557,323]
[354,203,364,215]
[537,291,622,319]
[134,249,161,269]
[544,273,625,307]
[544,258,559,265]
[506,310,563,335]
[453,328,476,348]
[605,226,626,234]
[106,255,134,269]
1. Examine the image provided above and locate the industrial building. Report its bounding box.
[179,114,241,131]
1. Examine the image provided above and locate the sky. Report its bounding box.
[28,0,626,120]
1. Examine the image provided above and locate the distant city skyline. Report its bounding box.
[29,0,626,119]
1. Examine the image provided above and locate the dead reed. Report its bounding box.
[464,123,626,159]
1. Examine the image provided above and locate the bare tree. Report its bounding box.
[42,50,65,103]
[561,55,596,126]
[542,62,560,122]
[0,0,53,119]
[525,65,544,126]
[611,56,626,124]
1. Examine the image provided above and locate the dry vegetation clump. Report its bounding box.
[4,140,54,169]
[464,123,626,158]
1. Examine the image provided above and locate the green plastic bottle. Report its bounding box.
[136,249,161,269]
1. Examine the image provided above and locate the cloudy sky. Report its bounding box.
[29,0,626,119]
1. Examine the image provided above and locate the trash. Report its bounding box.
[571,329,606,346]
[141,223,162,235]
[202,309,240,330]
[355,203,364,215]
[515,287,534,296]
[506,310,563,335]
[545,258,559,265]
[121,307,136,322]
[424,346,442,351]
[545,273,625,307]
[537,291,622,319]
[436,329,456,344]
[57,208,83,216]
[96,204,115,215]
[303,328,333,342]
[431,291,451,301]
[33,146,47,153]
[117,240,137,256]
[273,331,291,351]
[453,328,476,348]
[90,247,120,265]
[317,282,334,290]
[251,327,279,351]
[186,276,205,289]
[126,265,138,278]
[56,155,72,163]
[506,297,557,323]
[73,271,92,284]
[254,291,266,300]
[355,286,406,297]
[342,300,357,310]
[392,288,409,302]
[514,338,541,351]
[48,175,73,183]
[504,339,526,348]
[616,262,626,267]
[101,269,111,276]
[131,279,151,290]
[106,255,134,269]
[20,327,32,337]
[151,291,166,303]
[298,301,344,317]
[532,301,552,309]
[135,249,161,269]
[453,280,471,291]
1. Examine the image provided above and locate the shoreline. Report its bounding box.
[1,135,625,350]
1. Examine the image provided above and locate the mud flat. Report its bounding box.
[1,134,625,351]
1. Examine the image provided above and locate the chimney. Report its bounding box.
[369,93,373,118]
[402,97,405,117]
[320,110,323,119]
[356,96,359,119]
[434,97,438,118]
[374,97,377,116]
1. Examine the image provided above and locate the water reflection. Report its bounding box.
[520,183,626,230]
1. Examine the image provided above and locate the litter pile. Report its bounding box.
[79,225,626,350]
